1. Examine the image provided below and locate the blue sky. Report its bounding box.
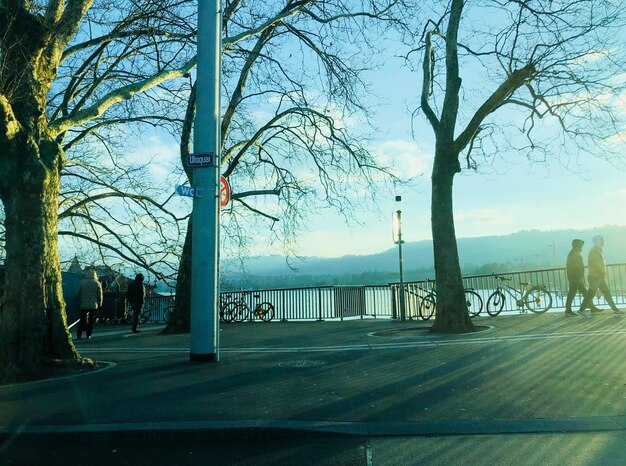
[135,7,626,262]
[262,49,626,258]
[146,56,626,260]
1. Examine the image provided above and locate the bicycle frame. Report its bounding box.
[222,292,275,323]
[405,279,483,320]
[488,274,552,316]
[495,279,532,310]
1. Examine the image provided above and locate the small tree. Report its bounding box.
[416,0,625,333]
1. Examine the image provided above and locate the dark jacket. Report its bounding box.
[566,249,585,281]
[126,279,145,305]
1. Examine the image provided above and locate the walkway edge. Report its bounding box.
[2,416,626,437]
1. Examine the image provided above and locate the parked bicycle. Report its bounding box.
[219,293,240,322]
[221,293,275,322]
[486,274,552,317]
[408,280,483,320]
[163,304,174,323]
[124,302,151,324]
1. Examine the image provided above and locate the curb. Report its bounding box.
[2,416,626,438]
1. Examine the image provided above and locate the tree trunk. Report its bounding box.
[430,148,474,334]
[162,218,192,334]
[0,141,82,379]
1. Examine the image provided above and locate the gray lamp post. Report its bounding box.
[394,195,407,321]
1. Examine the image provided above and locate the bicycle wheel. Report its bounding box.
[420,293,436,320]
[464,290,483,318]
[255,302,275,322]
[219,302,236,322]
[486,290,505,317]
[163,305,174,323]
[525,287,552,313]
[231,303,249,323]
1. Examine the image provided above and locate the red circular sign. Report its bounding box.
[220,175,230,207]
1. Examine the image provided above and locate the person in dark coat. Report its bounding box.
[578,235,624,317]
[126,273,145,333]
[564,239,600,317]
[565,239,587,317]
[78,269,103,339]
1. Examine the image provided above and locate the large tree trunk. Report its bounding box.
[162,219,192,334]
[0,140,82,379]
[430,148,474,334]
[162,83,195,335]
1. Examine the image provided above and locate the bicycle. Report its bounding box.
[219,293,239,322]
[163,304,175,322]
[486,274,553,317]
[410,280,483,320]
[124,302,151,324]
[224,293,275,322]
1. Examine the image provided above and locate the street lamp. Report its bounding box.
[392,195,406,321]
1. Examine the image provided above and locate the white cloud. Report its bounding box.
[374,139,431,178]
[131,134,181,181]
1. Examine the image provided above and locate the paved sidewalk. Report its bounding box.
[2,313,626,465]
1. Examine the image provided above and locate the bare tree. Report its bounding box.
[0,1,198,380]
[0,0,415,377]
[415,0,626,333]
[164,0,412,332]
[58,130,186,284]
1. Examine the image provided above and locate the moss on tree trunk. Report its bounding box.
[0,139,85,380]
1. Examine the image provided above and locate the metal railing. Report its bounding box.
[218,285,392,321]
[219,263,626,321]
[392,263,626,317]
[143,295,175,322]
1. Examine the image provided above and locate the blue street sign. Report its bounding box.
[175,185,196,197]
[187,152,215,168]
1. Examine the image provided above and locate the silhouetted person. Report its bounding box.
[126,273,145,333]
[78,270,103,339]
[578,235,624,317]
[565,239,600,318]
[565,239,588,317]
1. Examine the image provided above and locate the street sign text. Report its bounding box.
[187,152,215,168]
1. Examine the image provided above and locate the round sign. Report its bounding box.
[220,175,230,207]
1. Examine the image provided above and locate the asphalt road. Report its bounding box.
[2,313,626,465]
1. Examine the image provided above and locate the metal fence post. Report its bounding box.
[391,285,397,320]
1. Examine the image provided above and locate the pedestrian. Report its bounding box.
[564,239,601,317]
[565,239,586,317]
[578,235,624,317]
[126,273,145,334]
[77,269,103,340]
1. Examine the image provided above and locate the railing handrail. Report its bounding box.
[214,263,626,321]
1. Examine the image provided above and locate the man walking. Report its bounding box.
[578,235,624,317]
[126,273,145,333]
[565,239,601,318]
[565,239,587,317]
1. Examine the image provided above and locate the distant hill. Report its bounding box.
[221,225,626,289]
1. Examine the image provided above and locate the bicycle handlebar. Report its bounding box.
[491,273,512,282]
